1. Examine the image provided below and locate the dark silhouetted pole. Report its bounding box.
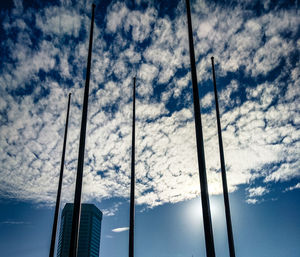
[211,56,236,257]
[129,77,136,257]
[69,4,95,257]
[185,0,216,256]
[49,93,71,257]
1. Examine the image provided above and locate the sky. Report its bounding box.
[0,0,299,256]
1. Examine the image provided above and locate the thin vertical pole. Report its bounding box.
[49,93,71,257]
[69,4,95,257]
[185,0,216,256]
[129,77,136,257]
[211,56,236,257]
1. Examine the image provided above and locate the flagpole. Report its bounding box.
[49,93,71,257]
[69,4,95,257]
[211,56,236,257]
[129,77,136,257]
[185,0,216,256]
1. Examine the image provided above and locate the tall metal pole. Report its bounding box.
[49,93,71,257]
[69,4,95,257]
[185,0,216,256]
[129,77,136,257]
[211,56,236,257]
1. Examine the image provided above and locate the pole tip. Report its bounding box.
[92,3,96,8]
[211,56,214,60]
[69,92,72,96]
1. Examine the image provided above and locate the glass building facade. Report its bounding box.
[57,203,103,257]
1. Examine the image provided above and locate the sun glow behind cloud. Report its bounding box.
[0,0,299,214]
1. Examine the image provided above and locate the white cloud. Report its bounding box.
[0,0,299,214]
[285,183,300,192]
[12,0,23,16]
[112,227,129,233]
[1,39,58,90]
[246,198,258,204]
[251,36,290,76]
[124,8,157,43]
[138,63,159,84]
[106,2,129,33]
[36,7,82,37]
[248,186,269,197]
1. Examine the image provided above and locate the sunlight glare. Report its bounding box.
[187,197,223,224]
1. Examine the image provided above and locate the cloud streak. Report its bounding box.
[112,227,129,233]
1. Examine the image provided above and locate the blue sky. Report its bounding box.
[0,0,299,256]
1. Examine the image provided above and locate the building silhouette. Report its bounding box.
[57,203,103,257]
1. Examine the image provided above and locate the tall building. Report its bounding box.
[57,203,103,257]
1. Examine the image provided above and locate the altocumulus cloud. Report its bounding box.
[0,0,299,214]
